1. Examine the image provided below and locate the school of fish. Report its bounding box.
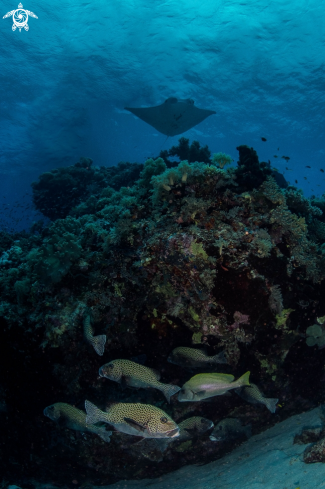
[44,344,278,451]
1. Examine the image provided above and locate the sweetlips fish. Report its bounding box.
[83,314,106,356]
[168,346,227,369]
[144,415,214,454]
[178,371,250,402]
[43,402,112,443]
[235,383,278,413]
[99,359,181,403]
[177,416,214,441]
[85,400,179,439]
[209,417,251,442]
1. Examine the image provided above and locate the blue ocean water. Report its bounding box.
[1,1,325,488]
[0,0,325,230]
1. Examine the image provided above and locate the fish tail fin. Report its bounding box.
[85,400,105,425]
[212,350,228,364]
[161,384,181,404]
[96,428,113,443]
[92,335,106,356]
[236,371,250,388]
[265,398,279,413]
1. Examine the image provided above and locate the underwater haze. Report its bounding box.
[1,1,325,189]
[1,1,325,488]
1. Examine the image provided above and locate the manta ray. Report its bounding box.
[125,97,216,137]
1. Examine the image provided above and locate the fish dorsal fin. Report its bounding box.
[196,373,234,382]
[105,402,119,413]
[123,417,147,433]
[208,373,234,380]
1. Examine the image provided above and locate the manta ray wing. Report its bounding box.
[125,97,216,136]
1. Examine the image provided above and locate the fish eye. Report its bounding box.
[160,416,168,424]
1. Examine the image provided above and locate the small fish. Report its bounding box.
[178,371,250,402]
[209,418,251,442]
[273,155,278,158]
[321,169,324,173]
[152,416,214,453]
[43,402,112,443]
[286,167,292,171]
[150,416,214,453]
[235,383,278,413]
[83,314,106,356]
[99,359,181,403]
[304,177,307,180]
[282,156,290,162]
[168,346,227,369]
[85,400,179,439]
[306,165,311,168]
[177,416,214,441]
[295,179,298,184]
[261,137,267,141]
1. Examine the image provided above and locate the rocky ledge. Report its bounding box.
[102,407,325,489]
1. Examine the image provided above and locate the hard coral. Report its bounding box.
[2,144,325,485]
[27,217,82,286]
[32,157,144,220]
[235,145,287,191]
[160,137,211,164]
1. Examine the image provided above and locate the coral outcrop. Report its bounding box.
[32,157,144,220]
[2,142,325,485]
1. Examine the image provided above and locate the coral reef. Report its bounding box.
[2,143,325,485]
[160,137,211,165]
[211,152,232,169]
[32,157,144,220]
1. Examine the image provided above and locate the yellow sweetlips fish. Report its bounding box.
[83,314,106,356]
[177,416,214,441]
[168,346,227,369]
[235,383,278,413]
[99,359,181,403]
[43,402,112,443]
[85,400,179,439]
[178,371,250,402]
